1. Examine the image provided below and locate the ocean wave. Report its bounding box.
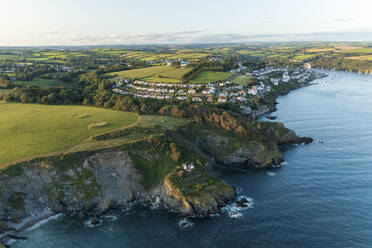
[228,211,243,219]
[177,218,194,229]
[222,196,255,219]
[6,239,16,246]
[266,171,276,177]
[84,218,103,228]
[26,213,64,231]
[104,214,119,221]
[279,161,288,167]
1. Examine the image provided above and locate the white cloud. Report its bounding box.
[4,29,372,46]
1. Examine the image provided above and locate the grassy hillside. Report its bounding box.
[69,115,188,153]
[189,71,233,84]
[13,77,77,88]
[0,103,138,167]
[232,75,253,86]
[108,66,191,83]
[107,66,192,83]
[107,66,174,79]
[0,89,11,96]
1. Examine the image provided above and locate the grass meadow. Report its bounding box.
[232,75,253,86]
[107,66,192,83]
[0,103,138,167]
[13,77,77,88]
[189,71,233,84]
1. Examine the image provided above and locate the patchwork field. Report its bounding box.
[189,71,233,84]
[305,47,335,53]
[0,103,138,166]
[337,48,372,54]
[94,48,209,62]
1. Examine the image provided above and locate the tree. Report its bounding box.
[0,75,11,88]
[47,93,58,103]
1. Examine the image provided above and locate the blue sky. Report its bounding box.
[1,0,372,45]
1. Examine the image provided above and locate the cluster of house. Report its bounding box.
[53,65,73,72]
[251,67,324,86]
[146,58,190,68]
[112,67,324,104]
[0,63,74,78]
[230,62,247,73]
[112,78,259,103]
[112,76,275,103]
[0,63,30,74]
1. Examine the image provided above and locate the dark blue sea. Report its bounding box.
[13,70,372,248]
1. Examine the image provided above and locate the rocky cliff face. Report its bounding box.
[0,144,235,239]
[0,151,142,226]
[0,119,311,243]
[175,121,312,169]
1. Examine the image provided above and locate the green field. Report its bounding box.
[13,77,77,88]
[346,55,372,61]
[232,75,253,86]
[92,48,209,62]
[293,54,318,61]
[69,115,188,153]
[0,103,138,166]
[107,66,191,83]
[0,55,22,61]
[337,48,372,54]
[107,66,173,79]
[0,89,11,96]
[142,77,181,83]
[189,71,234,84]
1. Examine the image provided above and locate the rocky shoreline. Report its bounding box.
[0,72,325,247]
[0,128,312,246]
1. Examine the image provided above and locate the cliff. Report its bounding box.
[0,115,311,244]
[173,121,311,169]
[0,135,235,242]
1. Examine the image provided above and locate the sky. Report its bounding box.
[1,0,372,46]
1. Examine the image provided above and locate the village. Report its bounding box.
[112,66,326,104]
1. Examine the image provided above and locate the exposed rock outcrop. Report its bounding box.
[0,117,311,245]
[0,140,235,241]
[175,121,312,169]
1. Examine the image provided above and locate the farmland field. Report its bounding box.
[189,71,233,84]
[337,48,372,54]
[345,55,372,61]
[13,77,77,88]
[232,75,253,86]
[0,55,22,61]
[0,103,138,167]
[142,77,181,83]
[107,66,191,83]
[0,89,11,96]
[305,47,335,53]
[107,66,173,79]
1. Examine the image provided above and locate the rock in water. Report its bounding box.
[236,197,249,208]
[300,137,313,144]
[266,115,277,120]
[90,218,100,226]
[8,234,28,240]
